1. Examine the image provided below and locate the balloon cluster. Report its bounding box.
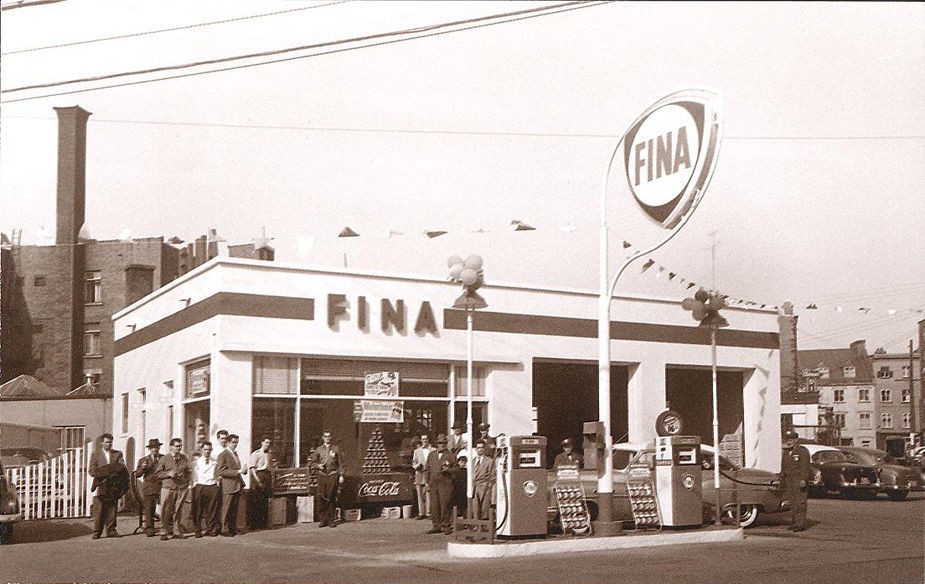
[447,254,484,291]
[681,288,729,328]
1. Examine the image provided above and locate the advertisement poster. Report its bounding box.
[358,400,404,423]
[364,371,399,397]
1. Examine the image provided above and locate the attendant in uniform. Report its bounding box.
[447,421,468,456]
[133,438,163,537]
[310,431,344,528]
[553,438,583,469]
[424,434,457,534]
[88,433,129,539]
[249,437,274,529]
[471,440,496,520]
[477,423,496,458]
[412,434,434,520]
[191,441,220,537]
[216,433,247,536]
[156,438,192,540]
[780,429,812,532]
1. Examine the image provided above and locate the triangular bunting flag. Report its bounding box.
[338,227,359,237]
[425,230,448,238]
[641,259,655,272]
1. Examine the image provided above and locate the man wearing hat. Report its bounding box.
[447,421,468,456]
[553,438,583,470]
[477,423,496,458]
[780,428,811,531]
[424,434,458,534]
[134,438,163,537]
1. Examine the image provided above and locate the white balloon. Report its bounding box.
[464,254,483,270]
[460,268,478,286]
[447,255,464,268]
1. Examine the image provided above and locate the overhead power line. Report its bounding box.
[4,115,925,142]
[1,1,349,55]
[0,0,65,11]
[0,0,610,103]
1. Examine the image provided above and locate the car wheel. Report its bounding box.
[0,522,13,545]
[725,504,759,527]
[887,490,909,502]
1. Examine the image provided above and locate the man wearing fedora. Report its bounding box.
[477,423,496,458]
[134,438,164,537]
[447,421,468,456]
[553,438,583,469]
[424,434,458,534]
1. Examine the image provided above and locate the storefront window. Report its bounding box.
[252,398,296,467]
[253,356,298,395]
[453,366,486,397]
[184,400,210,455]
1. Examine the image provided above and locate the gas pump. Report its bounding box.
[653,435,702,527]
[495,435,547,537]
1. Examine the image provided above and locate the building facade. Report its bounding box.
[112,257,785,477]
[798,341,876,447]
[872,347,921,452]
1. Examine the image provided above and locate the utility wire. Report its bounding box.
[3,115,924,142]
[1,0,608,101]
[0,0,65,11]
[1,1,349,55]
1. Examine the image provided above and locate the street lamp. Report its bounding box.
[682,288,728,525]
[447,254,487,517]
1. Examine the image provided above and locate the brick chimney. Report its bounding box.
[54,106,91,245]
[849,339,873,379]
[778,302,799,397]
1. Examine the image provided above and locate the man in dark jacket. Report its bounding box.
[134,438,163,537]
[424,434,458,534]
[780,429,812,531]
[310,431,344,528]
[553,438,583,469]
[216,434,247,536]
[88,433,129,539]
[156,438,192,540]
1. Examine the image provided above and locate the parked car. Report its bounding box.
[804,444,879,499]
[0,447,53,469]
[839,447,922,501]
[545,443,787,528]
[0,460,22,544]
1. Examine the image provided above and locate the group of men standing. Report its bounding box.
[412,422,497,535]
[88,430,276,540]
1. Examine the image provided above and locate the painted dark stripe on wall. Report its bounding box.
[442,309,779,349]
[114,293,315,356]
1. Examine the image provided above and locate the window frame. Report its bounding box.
[858,387,870,402]
[880,388,892,403]
[83,326,102,357]
[833,388,845,403]
[880,412,894,429]
[83,270,102,304]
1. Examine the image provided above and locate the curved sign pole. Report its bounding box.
[597,90,723,530]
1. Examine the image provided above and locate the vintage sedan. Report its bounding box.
[546,443,787,528]
[839,447,922,501]
[804,444,879,498]
[0,461,22,544]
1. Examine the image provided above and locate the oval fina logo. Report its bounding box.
[523,480,538,497]
[623,90,723,229]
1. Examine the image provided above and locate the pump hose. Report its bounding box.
[718,468,781,488]
[492,434,510,534]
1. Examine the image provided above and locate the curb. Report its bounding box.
[446,527,744,558]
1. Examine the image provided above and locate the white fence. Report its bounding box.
[4,444,94,519]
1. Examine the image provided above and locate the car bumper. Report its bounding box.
[0,513,22,523]
[838,482,879,490]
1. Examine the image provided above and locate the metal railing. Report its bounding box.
[4,444,94,519]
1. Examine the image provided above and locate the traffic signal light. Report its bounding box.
[682,288,729,328]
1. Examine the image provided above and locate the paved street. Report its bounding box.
[1,494,923,584]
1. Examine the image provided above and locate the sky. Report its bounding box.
[1,0,923,354]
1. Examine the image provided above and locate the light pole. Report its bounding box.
[447,254,487,517]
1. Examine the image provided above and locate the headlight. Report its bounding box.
[3,498,18,512]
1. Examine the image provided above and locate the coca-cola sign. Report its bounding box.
[343,473,413,504]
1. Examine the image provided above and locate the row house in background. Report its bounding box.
[871,346,921,453]
[797,341,876,448]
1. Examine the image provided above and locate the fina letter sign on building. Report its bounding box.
[622,89,723,230]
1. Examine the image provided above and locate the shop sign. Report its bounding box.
[358,400,404,423]
[555,464,581,481]
[622,89,722,230]
[186,360,210,398]
[364,371,399,397]
[343,473,413,504]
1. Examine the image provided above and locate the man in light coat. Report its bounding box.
[412,434,434,520]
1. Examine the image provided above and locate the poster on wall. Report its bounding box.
[186,361,210,398]
[364,372,399,396]
[358,400,404,423]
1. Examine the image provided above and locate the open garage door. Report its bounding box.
[665,367,745,465]
[533,361,628,467]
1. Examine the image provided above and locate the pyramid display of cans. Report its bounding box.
[361,426,391,474]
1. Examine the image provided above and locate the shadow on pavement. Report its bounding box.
[10,518,94,544]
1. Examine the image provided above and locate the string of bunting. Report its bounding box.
[7,222,921,317]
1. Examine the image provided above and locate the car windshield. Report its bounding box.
[813,450,847,464]
[0,448,50,466]
[624,449,740,471]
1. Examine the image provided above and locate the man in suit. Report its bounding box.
[88,433,129,539]
[471,440,496,520]
[411,434,433,520]
[447,421,468,457]
[424,434,457,534]
[133,438,163,537]
[212,430,230,533]
[310,430,344,528]
[216,433,247,536]
[477,423,496,458]
[156,437,192,540]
